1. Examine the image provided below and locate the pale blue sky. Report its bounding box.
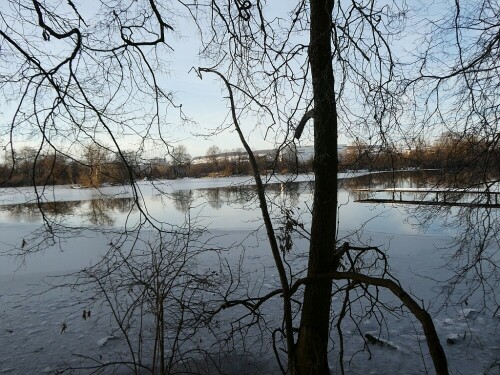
[0,0,466,160]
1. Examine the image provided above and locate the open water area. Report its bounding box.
[0,171,498,374]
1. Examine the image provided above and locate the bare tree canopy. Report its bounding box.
[0,1,498,374]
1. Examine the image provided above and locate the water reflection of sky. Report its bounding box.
[0,172,491,276]
[0,174,460,240]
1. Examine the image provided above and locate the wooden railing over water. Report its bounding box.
[352,188,500,208]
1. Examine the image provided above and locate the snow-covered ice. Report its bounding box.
[0,175,498,374]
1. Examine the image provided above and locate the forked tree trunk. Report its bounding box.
[295,1,337,374]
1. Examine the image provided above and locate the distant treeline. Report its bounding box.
[341,132,500,179]
[1,132,498,188]
[0,144,266,187]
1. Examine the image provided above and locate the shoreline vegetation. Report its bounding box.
[1,131,499,188]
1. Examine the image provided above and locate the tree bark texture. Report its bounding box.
[295,1,337,374]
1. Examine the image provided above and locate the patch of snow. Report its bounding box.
[97,336,117,347]
[443,318,455,325]
[459,308,479,320]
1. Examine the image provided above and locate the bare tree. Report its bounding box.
[206,145,221,175]
[81,143,109,187]
[171,144,191,178]
[194,0,451,373]
[2,1,497,374]
[400,0,500,316]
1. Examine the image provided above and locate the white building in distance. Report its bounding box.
[191,149,278,165]
[281,144,348,163]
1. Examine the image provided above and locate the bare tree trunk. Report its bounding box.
[295,1,337,374]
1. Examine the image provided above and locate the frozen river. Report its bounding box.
[0,172,498,374]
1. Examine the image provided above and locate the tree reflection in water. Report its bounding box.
[196,181,311,213]
[1,197,136,226]
[169,190,194,212]
[343,170,500,314]
[85,198,135,226]
[0,201,80,223]
[0,183,310,226]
